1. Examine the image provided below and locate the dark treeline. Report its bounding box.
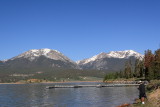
[104,48,160,81]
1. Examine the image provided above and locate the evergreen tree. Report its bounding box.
[119,70,124,78]
[139,60,145,77]
[144,50,154,80]
[124,60,132,79]
[154,49,160,79]
[134,59,140,77]
[134,59,144,78]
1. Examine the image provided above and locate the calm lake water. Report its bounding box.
[0,82,139,107]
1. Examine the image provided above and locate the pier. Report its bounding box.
[46,84,139,89]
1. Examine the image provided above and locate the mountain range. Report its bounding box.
[0,48,144,72]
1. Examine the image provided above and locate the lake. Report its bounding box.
[0,82,139,107]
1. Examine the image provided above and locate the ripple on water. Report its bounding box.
[0,83,139,107]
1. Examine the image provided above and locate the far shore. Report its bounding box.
[0,82,25,84]
[0,80,103,84]
[0,80,141,84]
[41,80,103,83]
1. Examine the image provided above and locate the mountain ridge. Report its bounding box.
[77,50,143,64]
[0,49,144,71]
[6,48,74,63]
[1,49,143,62]
[1,48,79,70]
[77,50,143,71]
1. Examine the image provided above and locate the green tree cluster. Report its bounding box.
[134,59,144,78]
[103,72,119,80]
[144,49,160,80]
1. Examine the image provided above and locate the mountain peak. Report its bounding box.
[9,48,73,63]
[76,52,108,64]
[77,50,144,65]
[77,50,144,70]
[29,48,51,56]
[32,48,50,53]
[107,50,142,59]
[1,48,79,70]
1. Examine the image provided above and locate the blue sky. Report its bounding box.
[0,0,160,61]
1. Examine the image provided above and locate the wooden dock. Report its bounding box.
[46,84,139,89]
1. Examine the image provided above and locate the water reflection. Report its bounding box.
[0,83,138,107]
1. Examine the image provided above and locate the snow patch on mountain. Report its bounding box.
[2,59,8,62]
[77,50,144,65]
[9,48,74,63]
[107,50,143,59]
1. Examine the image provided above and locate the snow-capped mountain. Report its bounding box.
[0,49,144,72]
[107,50,143,59]
[77,50,143,65]
[10,48,74,63]
[1,48,78,70]
[77,50,144,71]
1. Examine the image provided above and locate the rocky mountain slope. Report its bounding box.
[77,50,143,71]
[0,49,78,72]
[0,49,143,72]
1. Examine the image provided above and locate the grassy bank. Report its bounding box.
[0,76,103,84]
[130,80,160,107]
